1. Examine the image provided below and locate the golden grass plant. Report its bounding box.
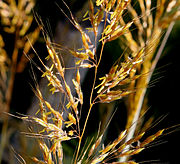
[1,0,180,163]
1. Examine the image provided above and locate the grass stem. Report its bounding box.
[74,40,105,163]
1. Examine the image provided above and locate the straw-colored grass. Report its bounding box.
[1,0,180,163]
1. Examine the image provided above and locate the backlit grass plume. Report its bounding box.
[10,0,180,163]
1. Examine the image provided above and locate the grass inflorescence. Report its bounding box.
[1,0,180,163]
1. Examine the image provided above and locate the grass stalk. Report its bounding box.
[74,40,105,163]
[0,29,20,164]
[74,103,93,163]
[4,28,20,113]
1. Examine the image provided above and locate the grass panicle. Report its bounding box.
[1,0,180,163]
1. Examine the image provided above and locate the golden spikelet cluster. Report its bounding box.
[19,90,73,164]
[87,129,164,164]
[95,48,144,103]
[10,0,180,163]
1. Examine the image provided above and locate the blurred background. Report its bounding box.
[0,0,180,163]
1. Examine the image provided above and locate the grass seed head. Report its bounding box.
[140,129,164,147]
